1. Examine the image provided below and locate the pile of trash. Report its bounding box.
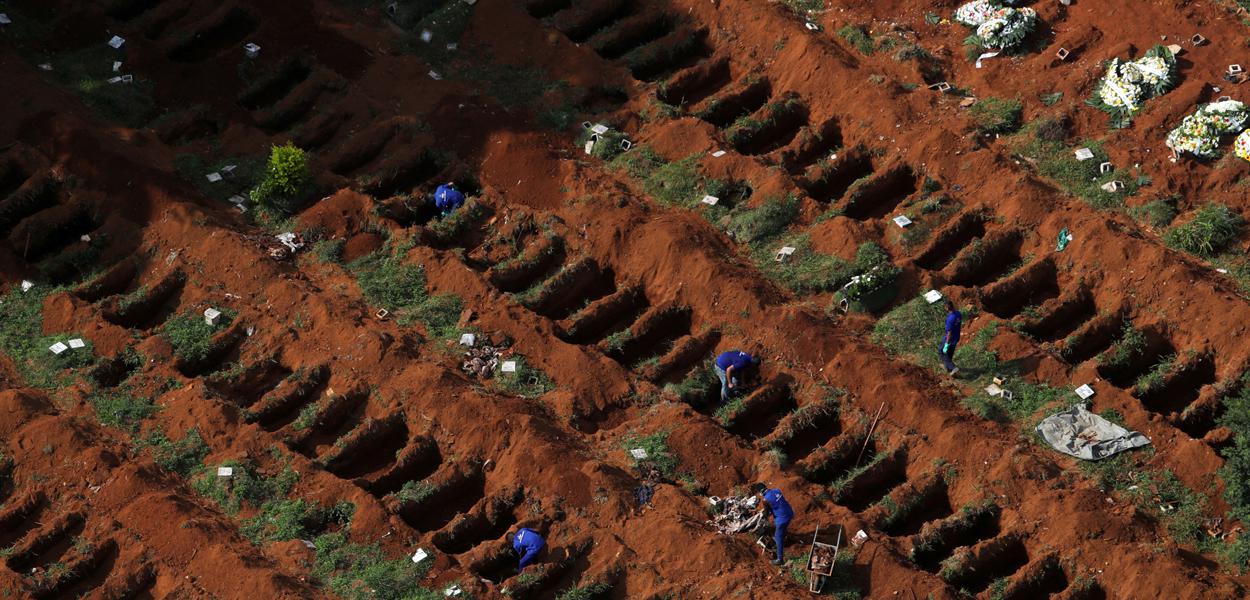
[708,495,763,535]
[266,232,306,261]
[954,0,1037,52]
[461,343,503,378]
[1166,100,1250,159]
[1089,45,1177,128]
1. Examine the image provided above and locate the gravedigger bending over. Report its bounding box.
[433,182,465,216]
[752,483,794,565]
[714,349,760,404]
[510,527,546,573]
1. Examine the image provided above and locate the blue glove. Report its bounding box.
[942,343,950,354]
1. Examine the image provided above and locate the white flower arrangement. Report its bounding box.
[959,5,1037,53]
[1167,100,1250,159]
[1088,46,1178,128]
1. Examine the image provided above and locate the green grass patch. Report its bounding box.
[350,244,464,338]
[556,583,612,600]
[961,381,1066,424]
[1010,121,1142,209]
[311,531,439,600]
[612,147,703,207]
[240,498,355,544]
[489,355,554,399]
[727,194,800,243]
[87,384,158,432]
[968,97,1023,135]
[837,25,874,55]
[0,286,97,390]
[172,152,265,203]
[621,430,680,479]
[139,427,210,478]
[1164,203,1244,257]
[193,459,299,515]
[1130,196,1179,229]
[162,309,235,364]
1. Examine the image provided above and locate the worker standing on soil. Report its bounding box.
[752,483,794,565]
[433,182,465,216]
[510,527,546,573]
[714,349,760,404]
[940,299,962,376]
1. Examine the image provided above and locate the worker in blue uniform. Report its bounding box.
[752,483,794,565]
[511,527,546,573]
[433,182,465,216]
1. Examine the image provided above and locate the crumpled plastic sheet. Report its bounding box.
[1035,403,1151,460]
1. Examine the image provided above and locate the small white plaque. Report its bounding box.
[590,124,610,135]
[630,448,649,459]
[712,150,727,157]
[428,70,442,80]
[217,466,234,477]
[501,360,517,373]
[421,30,433,42]
[1075,384,1095,399]
[108,35,125,49]
[204,307,222,325]
[892,215,912,228]
[107,76,123,84]
[0,14,11,25]
[81,234,91,242]
[228,195,246,205]
[112,61,122,72]
[411,548,429,563]
[67,338,86,349]
[583,139,595,155]
[20,280,33,292]
[701,195,719,206]
[1074,148,1094,161]
[923,289,943,303]
[38,63,53,71]
[49,342,68,354]
[985,383,1003,397]
[804,22,818,30]
[205,172,222,183]
[459,333,476,346]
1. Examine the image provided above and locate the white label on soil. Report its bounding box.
[229,195,246,205]
[81,234,91,242]
[1075,384,1095,399]
[217,467,234,477]
[459,333,476,346]
[68,338,86,349]
[0,14,11,25]
[428,70,442,80]
[113,61,122,72]
[411,548,429,563]
[701,195,719,206]
[1074,148,1095,161]
[38,63,52,71]
[108,36,125,49]
[590,124,610,135]
[49,342,68,355]
[444,585,462,597]
[107,76,123,84]
[804,22,819,30]
[923,290,943,303]
[20,280,33,292]
[985,383,1003,397]
[892,215,912,228]
[501,361,517,373]
[421,30,433,43]
[206,172,222,183]
[204,308,222,325]
[712,150,727,157]
[630,448,649,459]
[584,139,595,155]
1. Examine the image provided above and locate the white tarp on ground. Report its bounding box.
[1035,404,1151,460]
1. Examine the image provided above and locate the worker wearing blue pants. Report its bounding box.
[753,483,794,565]
[511,528,546,573]
[939,299,962,376]
[434,182,465,216]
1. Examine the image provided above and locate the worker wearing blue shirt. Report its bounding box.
[433,182,465,216]
[714,350,760,404]
[752,483,794,565]
[939,300,962,376]
[511,528,545,572]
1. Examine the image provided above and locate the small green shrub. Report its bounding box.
[240,498,355,544]
[489,355,554,399]
[556,582,611,600]
[1164,203,1244,257]
[726,194,800,243]
[969,97,1023,135]
[1131,196,1179,229]
[87,386,157,431]
[311,531,438,600]
[251,143,313,214]
[395,480,438,504]
[312,239,345,264]
[193,460,299,515]
[1134,354,1177,393]
[1096,323,1147,371]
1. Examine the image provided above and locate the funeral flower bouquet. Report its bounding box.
[955,0,1038,53]
[1236,129,1250,162]
[1087,45,1177,128]
[1166,100,1250,159]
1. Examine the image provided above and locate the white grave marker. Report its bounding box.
[1231,64,1245,75]
[501,360,517,373]
[428,70,442,80]
[712,150,727,157]
[1055,47,1070,60]
[49,342,69,355]
[204,307,222,325]
[68,338,86,349]
[701,195,719,206]
[444,586,462,597]
[420,30,433,43]
[630,448,649,459]
[205,172,223,183]
[229,195,246,205]
[38,63,53,71]
[1100,181,1124,192]
[985,383,1003,397]
[108,35,125,49]
[220,165,237,177]
[589,123,610,135]
[1073,148,1095,161]
[1075,384,1095,399]
[775,246,796,262]
[892,215,912,228]
[107,76,123,84]
[583,139,596,155]
[923,289,943,304]
[20,280,34,292]
[120,74,133,83]
[375,308,389,320]
[0,14,11,25]
[804,22,819,30]
[81,234,91,242]
[217,466,234,477]
[459,333,476,346]
[411,548,429,564]
[244,43,261,58]
[1099,161,1113,174]
[112,61,122,72]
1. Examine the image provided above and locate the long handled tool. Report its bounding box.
[854,402,886,467]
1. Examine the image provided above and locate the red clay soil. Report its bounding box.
[4,0,1250,598]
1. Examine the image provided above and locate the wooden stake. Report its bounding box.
[854,402,886,467]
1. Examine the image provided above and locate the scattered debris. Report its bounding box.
[634,483,655,508]
[461,344,503,378]
[264,232,305,260]
[1036,403,1151,460]
[1056,227,1072,252]
[708,495,762,534]
[851,529,868,547]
